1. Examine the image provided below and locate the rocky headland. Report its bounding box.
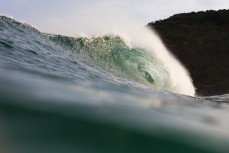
[148,10,229,96]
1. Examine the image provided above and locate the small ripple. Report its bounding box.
[70,60,78,64]
[0,40,14,48]
[25,49,38,55]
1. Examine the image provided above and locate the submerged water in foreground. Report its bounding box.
[0,16,229,153]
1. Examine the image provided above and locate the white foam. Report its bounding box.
[125,27,195,96]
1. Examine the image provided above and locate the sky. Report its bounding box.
[0,0,229,35]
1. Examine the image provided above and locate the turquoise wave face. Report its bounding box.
[49,35,171,90]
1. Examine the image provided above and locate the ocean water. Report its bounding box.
[0,15,229,153]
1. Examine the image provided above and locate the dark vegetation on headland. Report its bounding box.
[148,9,229,96]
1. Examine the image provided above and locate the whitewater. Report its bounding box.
[0,15,229,153]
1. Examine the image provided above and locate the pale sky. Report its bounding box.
[0,0,229,35]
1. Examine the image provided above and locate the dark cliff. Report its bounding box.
[148,9,229,96]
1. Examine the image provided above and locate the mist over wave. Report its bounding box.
[119,27,196,96]
[69,21,196,95]
[46,7,196,96]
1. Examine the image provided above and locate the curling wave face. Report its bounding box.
[0,15,194,95]
[49,35,171,90]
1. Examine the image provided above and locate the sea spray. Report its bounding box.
[45,14,196,96]
[125,27,196,96]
